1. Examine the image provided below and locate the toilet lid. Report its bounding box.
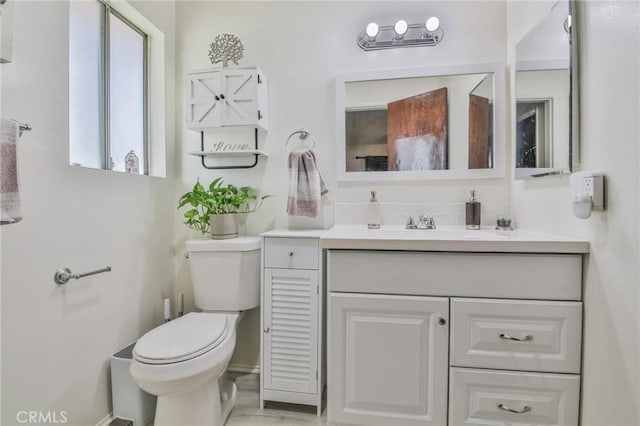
[133,313,228,364]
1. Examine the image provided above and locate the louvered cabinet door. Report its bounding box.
[263,268,319,394]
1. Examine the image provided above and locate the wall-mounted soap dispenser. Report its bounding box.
[570,171,604,219]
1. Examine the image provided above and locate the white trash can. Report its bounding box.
[110,342,156,426]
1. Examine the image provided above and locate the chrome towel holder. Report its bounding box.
[54,266,112,285]
[286,129,316,152]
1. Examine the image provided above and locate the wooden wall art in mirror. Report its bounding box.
[336,63,505,182]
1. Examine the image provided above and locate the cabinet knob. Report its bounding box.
[220,94,225,99]
[288,251,294,257]
[437,317,447,326]
[264,327,270,334]
[214,95,220,101]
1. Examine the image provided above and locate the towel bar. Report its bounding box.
[54,266,112,285]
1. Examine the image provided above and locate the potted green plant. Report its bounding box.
[178,177,269,239]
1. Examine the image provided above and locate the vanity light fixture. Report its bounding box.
[357,17,444,51]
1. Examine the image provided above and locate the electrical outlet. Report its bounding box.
[583,177,593,196]
[571,171,605,217]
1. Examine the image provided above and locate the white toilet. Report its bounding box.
[130,237,261,426]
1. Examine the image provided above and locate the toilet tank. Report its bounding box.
[186,237,261,311]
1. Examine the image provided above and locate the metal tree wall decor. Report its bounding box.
[208,34,244,67]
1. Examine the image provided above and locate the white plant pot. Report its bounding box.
[209,213,239,239]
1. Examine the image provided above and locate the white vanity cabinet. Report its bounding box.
[324,235,588,426]
[186,66,268,130]
[260,230,325,415]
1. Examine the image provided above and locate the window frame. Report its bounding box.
[97,0,150,174]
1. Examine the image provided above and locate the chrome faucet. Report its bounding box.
[405,216,417,229]
[417,214,437,229]
[405,214,437,230]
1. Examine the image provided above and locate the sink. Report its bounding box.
[366,226,511,240]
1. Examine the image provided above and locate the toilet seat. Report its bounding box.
[133,313,228,365]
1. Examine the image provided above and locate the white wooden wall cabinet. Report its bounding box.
[186,66,268,131]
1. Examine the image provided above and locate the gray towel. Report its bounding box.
[1,119,22,225]
[287,150,328,218]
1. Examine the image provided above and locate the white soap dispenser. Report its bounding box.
[368,190,381,229]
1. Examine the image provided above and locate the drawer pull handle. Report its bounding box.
[497,403,531,414]
[288,252,294,257]
[499,333,533,342]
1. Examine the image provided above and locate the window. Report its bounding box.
[69,0,148,175]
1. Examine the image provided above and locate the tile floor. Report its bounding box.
[227,373,327,426]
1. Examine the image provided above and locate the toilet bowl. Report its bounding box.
[130,236,261,426]
[131,312,240,426]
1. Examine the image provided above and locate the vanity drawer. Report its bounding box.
[328,250,582,300]
[264,237,319,270]
[449,367,580,426]
[451,298,582,373]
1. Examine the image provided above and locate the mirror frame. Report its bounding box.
[335,63,505,182]
[514,0,579,179]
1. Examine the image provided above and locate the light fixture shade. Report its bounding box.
[366,22,379,38]
[426,16,440,32]
[394,20,408,36]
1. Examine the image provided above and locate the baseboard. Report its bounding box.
[228,363,260,374]
[96,413,114,426]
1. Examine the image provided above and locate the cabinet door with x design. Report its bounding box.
[186,67,267,130]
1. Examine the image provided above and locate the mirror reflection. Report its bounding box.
[515,0,573,178]
[469,74,494,169]
[343,72,494,174]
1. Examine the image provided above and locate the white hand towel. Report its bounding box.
[287,150,328,218]
[0,119,22,225]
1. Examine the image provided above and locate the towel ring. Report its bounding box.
[286,129,316,152]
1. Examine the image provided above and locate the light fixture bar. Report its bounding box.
[357,20,444,51]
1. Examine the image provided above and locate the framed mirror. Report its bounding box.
[336,63,505,181]
[514,0,577,179]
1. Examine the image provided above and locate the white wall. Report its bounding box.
[508,1,640,424]
[0,1,176,425]
[174,0,508,372]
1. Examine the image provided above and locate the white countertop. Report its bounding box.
[320,225,589,254]
[260,229,327,239]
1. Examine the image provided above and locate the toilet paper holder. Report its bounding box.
[54,266,112,285]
